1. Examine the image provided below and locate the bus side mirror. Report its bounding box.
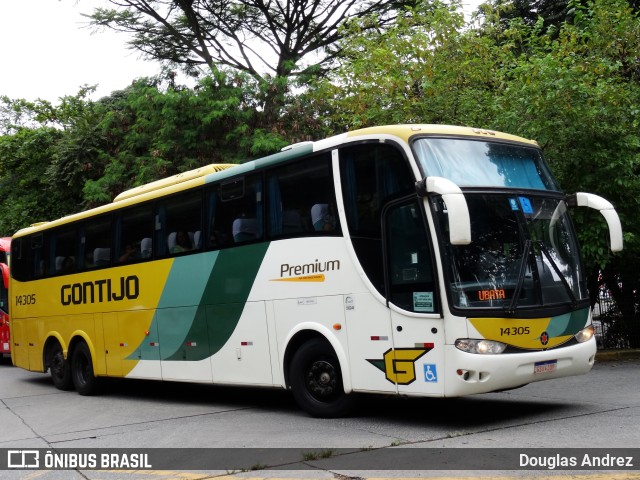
[568,192,623,252]
[416,177,471,245]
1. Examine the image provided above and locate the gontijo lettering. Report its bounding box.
[61,276,140,305]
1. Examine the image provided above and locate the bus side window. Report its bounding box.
[160,190,203,256]
[266,154,337,239]
[206,187,229,249]
[339,143,415,295]
[33,235,45,278]
[50,228,77,276]
[17,235,44,280]
[213,175,263,246]
[385,200,438,313]
[116,205,153,263]
[79,216,112,270]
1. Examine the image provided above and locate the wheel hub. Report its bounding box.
[306,360,337,398]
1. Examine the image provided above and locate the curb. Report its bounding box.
[595,349,640,361]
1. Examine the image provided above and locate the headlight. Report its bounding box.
[574,325,595,343]
[455,338,507,354]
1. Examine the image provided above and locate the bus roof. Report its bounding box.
[113,163,237,202]
[12,124,538,237]
[343,124,538,146]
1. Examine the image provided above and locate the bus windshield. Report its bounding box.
[434,193,588,312]
[413,138,559,190]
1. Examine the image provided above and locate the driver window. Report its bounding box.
[385,200,438,313]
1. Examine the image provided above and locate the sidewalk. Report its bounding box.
[595,348,640,361]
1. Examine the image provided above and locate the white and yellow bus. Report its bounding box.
[10,125,623,417]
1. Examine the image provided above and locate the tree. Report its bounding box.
[88,0,417,126]
[81,71,291,205]
[60,70,291,206]
[309,0,503,129]
[0,68,291,231]
[0,128,73,235]
[479,0,640,35]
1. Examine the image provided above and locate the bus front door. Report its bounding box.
[384,199,445,396]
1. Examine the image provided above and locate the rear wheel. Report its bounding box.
[71,342,101,395]
[48,342,73,391]
[289,338,355,418]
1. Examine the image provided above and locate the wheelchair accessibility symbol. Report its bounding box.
[423,364,438,383]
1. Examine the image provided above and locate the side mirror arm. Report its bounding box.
[567,192,623,252]
[416,177,471,245]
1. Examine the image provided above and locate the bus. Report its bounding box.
[9,125,622,417]
[0,237,10,359]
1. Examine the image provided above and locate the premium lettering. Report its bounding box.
[280,259,340,278]
[61,276,139,305]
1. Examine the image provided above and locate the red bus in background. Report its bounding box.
[0,237,10,359]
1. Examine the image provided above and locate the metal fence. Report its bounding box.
[591,284,639,350]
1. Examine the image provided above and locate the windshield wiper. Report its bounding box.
[537,241,578,308]
[505,239,531,314]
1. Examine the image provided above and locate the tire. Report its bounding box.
[71,342,101,396]
[48,342,73,391]
[289,338,356,418]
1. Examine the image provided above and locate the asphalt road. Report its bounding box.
[0,354,639,479]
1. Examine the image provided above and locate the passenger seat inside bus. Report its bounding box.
[93,248,111,267]
[167,231,194,253]
[141,238,152,258]
[311,204,334,231]
[55,256,76,273]
[232,217,257,243]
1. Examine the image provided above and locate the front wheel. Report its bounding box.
[289,338,356,418]
[71,342,101,396]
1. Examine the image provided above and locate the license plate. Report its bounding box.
[534,360,557,374]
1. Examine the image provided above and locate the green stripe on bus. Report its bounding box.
[545,308,590,338]
[127,244,269,361]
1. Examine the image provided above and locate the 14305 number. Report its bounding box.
[500,326,530,336]
[16,294,36,306]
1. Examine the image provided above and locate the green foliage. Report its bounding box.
[0,128,72,235]
[0,70,288,231]
[80,72,291,205]
[311,0,506,129]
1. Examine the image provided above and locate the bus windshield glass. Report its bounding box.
[434,193,587,312]
[413,138,559,190]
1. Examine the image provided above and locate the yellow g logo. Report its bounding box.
[368,347,431,385]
